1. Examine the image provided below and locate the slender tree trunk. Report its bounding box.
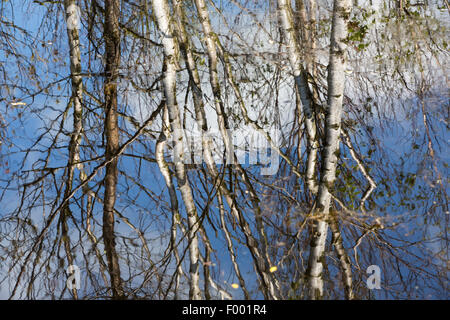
[329,212,354,299]
[151,0,202,300]
[278,0,319,195]
[305,0,353,300]
[193,0,281,299]
[172,2,265,298]
[193,0,233,164]
[103,0,124,299]
[308,0,318,75]
[294,0,308,46]
[156,105,185,300]
[64,0,83,174]
[217,191,250,299]
[60,0,84,300]
[172,0,214,174]
[305,0,321,112]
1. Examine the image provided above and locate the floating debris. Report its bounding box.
[10,101,26,106]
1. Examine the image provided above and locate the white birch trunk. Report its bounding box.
[156,106,185,299]
[308,0,318,74]
[64,0,83,167]
[193,0,281,299]
[306,0,352,300]
[61,0,84,299]
[278,0,319,195]
[151,0,202,300]
[193,0,234,164]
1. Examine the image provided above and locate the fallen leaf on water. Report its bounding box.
[11,102,26,106]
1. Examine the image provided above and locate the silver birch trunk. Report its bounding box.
[306,0,353,300]
[278,0,319,195]
[61,0,84,300]
[193,0,281,299]
[308,0,318,75]
[151,0,202,300]
[156,105,185,299]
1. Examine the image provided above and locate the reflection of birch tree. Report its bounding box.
[151,0,202,300]
[305,0,353,300]
[0,0,447,300]
[278,0,319,196]
[60,0,84,300]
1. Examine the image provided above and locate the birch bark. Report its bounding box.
[193,0,281,299]
[60,0,84,300]
[151,0,202,300]
[278,0,319,195]
[156,105,184,299]
[305,0,353,300]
